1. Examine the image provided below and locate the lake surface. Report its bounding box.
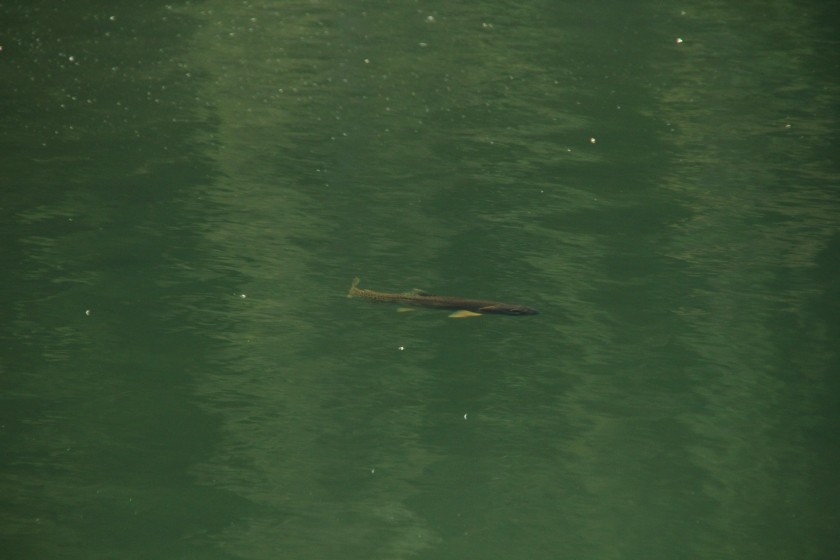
[2,1,838,558]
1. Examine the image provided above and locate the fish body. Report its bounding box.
[347,278,538,316]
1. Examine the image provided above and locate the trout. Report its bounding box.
[347,278,538,318]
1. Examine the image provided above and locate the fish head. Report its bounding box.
[504,305,539,315]
[479,304,539,315]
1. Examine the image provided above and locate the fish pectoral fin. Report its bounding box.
[449,310,483,319]
[397,307,416,313]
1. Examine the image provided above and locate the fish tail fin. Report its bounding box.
[348,277,361,298]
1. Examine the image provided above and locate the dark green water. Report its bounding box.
[2,1,838,558]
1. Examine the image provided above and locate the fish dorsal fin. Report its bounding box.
[406,288,432,296]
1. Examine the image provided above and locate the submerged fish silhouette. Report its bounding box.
[347,278,538,318]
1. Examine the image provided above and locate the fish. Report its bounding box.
[347,277,538,318]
